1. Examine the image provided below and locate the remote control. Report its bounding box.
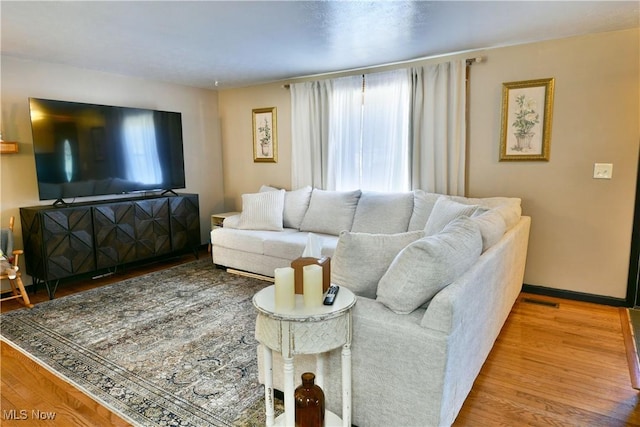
[323,285,339,305]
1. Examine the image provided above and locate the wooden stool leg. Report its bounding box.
[7,277,19,296]
[10,276,33,308]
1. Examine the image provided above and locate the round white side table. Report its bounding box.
[253,285,356,427]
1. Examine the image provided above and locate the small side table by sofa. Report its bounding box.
[253,285,356,427]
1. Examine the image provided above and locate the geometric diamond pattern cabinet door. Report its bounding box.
[20,194,199,299]
[41,207,95,280]
[20,208,46,279]
[19,207,46,280]
[134,198,171,260]
[94,202,136,269]
[170,194,200,252]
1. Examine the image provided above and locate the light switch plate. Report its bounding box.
[593,163,613,179]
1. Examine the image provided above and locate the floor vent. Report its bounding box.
[522,297,559,308]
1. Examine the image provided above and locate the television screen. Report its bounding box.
[29,98,186,201]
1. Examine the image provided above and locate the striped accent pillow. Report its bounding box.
[237,189,286,231]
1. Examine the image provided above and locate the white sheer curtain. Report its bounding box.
[326,75,363,190]
[326,70,411,192]
[291,59,466,195]
[360,70,410,192]
[291,71,410,192]
[410,60,466,195]
[290,81,331,189]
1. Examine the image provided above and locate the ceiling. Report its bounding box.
[2,1,638,90]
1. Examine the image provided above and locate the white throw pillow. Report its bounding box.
[376,217,482,314]
[259,185,313,230]
[237,189,286,231]
[332,230,426,299]
[299,189,361,236]
[424,197,481,236]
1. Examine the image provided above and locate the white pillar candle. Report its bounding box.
[274,267,295,311]
[303,264,323,308]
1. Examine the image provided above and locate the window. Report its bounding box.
[291,59,466,195]
[327,70,411,192]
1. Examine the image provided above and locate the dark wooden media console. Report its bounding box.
[20,193,200,299]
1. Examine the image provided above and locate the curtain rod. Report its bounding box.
[466,57,484,66]
[283,56,485,89]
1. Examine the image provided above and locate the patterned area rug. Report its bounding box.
[1,259,283,426]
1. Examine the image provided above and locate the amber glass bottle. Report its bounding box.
[294,372,325,427]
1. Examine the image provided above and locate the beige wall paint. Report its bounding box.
[0,56,224,284]
[469,29,639,299]
[218,83,291,209]
[218,28,639,300]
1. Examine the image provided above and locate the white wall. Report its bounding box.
[0,56,224,286]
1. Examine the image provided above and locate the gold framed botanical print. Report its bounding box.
[252,107,277,163]
[499,78,555,161]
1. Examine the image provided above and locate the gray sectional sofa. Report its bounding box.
[210,186,530,426]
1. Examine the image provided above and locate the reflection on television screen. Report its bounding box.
[29,98,186,202]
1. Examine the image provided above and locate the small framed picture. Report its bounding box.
[500,78,555,161]
[252,107,277,163]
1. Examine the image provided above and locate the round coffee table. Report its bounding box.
[253,284,356,427]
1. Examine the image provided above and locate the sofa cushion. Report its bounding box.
[449,195,522,230]
[263,231,338,260]
[284,186,313,229]
[351,192,414,234]
[212,227,300,255]
[300,189,362,236]
[376,217,482,314]
[260,185,313,230]
[407,190,441,231]
[424,197,481,236]
[237,189,286,231]
[470,208,507,252]
[332,230,425,299]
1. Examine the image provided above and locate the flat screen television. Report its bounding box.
[29,98,186,203]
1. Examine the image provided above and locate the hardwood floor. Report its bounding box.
[0,252,201,426]
[1,339,130,426]
[1,254,638,426]
[455,295,640,426]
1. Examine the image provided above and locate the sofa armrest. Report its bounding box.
[419,215,530,424]
[346,297,452,426]
[421,216,530,333]
[222,214,241,228]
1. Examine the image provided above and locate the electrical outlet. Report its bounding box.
[593,163,613,179]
